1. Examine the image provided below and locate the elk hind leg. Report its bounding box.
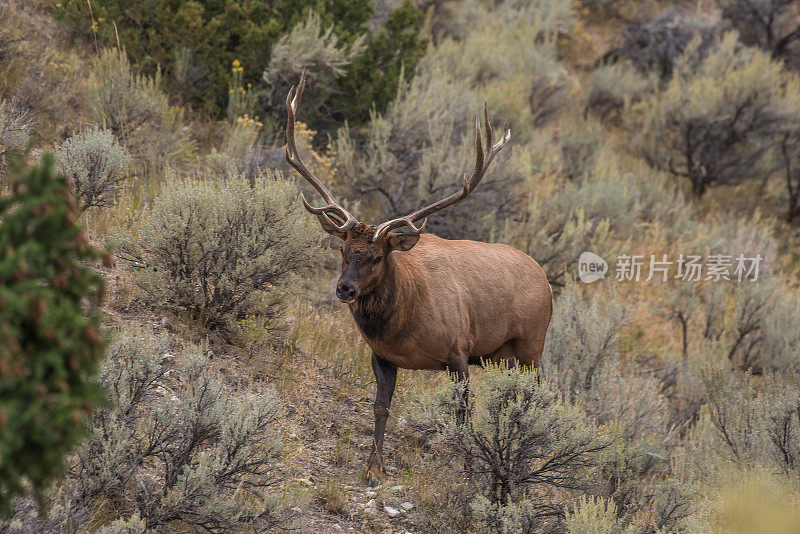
[511,334,546,370]
[445,354,469,425]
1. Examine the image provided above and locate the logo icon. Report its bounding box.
[578,252,608,284]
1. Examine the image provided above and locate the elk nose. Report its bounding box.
[336,282,356,302]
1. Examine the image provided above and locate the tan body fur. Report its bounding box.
[351,233,552,371]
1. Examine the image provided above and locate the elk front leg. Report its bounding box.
[365,353,397,486]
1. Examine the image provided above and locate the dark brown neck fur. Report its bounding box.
[349,252,421,341]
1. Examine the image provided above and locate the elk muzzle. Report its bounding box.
[336,280,357,303]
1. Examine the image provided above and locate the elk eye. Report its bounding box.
[373,255,383,264]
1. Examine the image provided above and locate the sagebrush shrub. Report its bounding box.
[564,496,622,534]
[506,156,686,286]
[602,9,718,81]
[260,1,425,131]
[688,368,800,484]
[87,49,187,172]
[585,62,653,118]
[544,283,676,520]
[559,114,603,181]
[0,155,105,512]
[1,329,289,532]
[112,173,320,330]
[453,0,574,43]
[631,32,791,196]
[262,10,366,129]
[694,279,800,374]
[470,496,543,534]
[412,364,612,519]
[334,68,490,239]
[715,0,800,69]
[0,96,31,162]
[776,100,800,221]
[545,284,672,446]
[54,128,131,212]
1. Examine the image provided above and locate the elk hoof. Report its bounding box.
[364,456,385,487]
[365,472,383,487]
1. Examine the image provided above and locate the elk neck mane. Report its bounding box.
[349,251,425,341]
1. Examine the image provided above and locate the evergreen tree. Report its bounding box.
[0,155,106,512]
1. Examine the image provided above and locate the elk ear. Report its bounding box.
[316,213,348,240]
[388,233,421,252]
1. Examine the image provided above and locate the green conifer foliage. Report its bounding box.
[0,155,105,512]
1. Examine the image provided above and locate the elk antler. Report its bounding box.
[372,102,511,241]
[286,68,360,232]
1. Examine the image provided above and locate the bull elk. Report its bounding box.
[285,69,552,485]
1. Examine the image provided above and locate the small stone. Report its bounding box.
[365,490,376,497]
[400,502,414,511]
[388,485,405,493]
[384,505,401,518]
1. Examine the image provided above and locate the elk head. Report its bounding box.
[285,68,511,303]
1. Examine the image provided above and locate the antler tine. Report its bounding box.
[464,111,485,193]
[373,103,511,242]
[483,101,493,156]
[286,67,359,233]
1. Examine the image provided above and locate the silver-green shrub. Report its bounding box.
[87,48,188,172]
[410,364,612,530]
[564,496,625,534]
[262,10,365,125]
[631,32,791,196]
[470,497,545,534]
[585,62,654,118]
[1,330,289,532]
[508,156,687,286]
[544,284,671,446]
[696,280,800,374]
[54,128,131,212]
[96,514,146,534]
[0,96,31,161]
[688,368,800,482]
[715,0,800,69]
[544,283,677,521]
[602,9,718,81]
[113,173,320,330]
[559,114,603,181]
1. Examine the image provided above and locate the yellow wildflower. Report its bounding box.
[232,59,240,67]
